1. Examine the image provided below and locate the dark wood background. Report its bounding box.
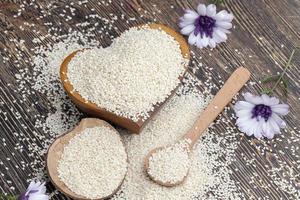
[0,0,299,199]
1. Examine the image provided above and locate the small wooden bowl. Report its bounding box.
[46,118,127,200]
[60,23,190,133]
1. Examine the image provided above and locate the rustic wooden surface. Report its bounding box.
[0,0,299,199]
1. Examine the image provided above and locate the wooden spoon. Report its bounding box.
[46,118,127,200]
[145,67,251,187]
[60,23,190,133]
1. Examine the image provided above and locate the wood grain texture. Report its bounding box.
[184,67,250,145]
[0,0,299,199]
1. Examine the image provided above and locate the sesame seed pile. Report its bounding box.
[147,139,191,184]
[8,33,253,199]
[67,27,186,121]
[111,89,243,199]
[58,126,127,199]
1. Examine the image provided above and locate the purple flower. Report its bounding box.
[18,181,48,200]
[234,93,289,139]
[179,4,233,48]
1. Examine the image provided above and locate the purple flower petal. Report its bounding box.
[234,101,254,111]
[215,21,232,29]
[235,109,252,118]
[268,117,280,134]
[212,32,223,43]
[271,104,289,115]
[197,4,206,15]
[208,38,216,48]
[261,94,272,105]
[262,121,274,139]
[201,35,209,47]
[214,28,228,41]
[196,35,209,48]
[251,119,264,138]
[188,33,198,45]
[271,113,286,128]
[216,27,231,34]
[214,10,233,21]
[206,4,217,17]
[213,10,227,21]
[243,92,263,104]
[265,96,280,106]
[180,24,195,35]
[236,117,254,135]
[248,119,260,137]
[179,20,194,28]
[183,10,199,21]
[195,36,203,48]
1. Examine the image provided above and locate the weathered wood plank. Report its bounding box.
[0,0,299,199]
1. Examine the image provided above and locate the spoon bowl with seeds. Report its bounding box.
[145,67,251,187]
[47,118,128,199]
[60,23,190,134]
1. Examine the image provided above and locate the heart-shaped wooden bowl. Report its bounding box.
[60,23,190,133]
[46,118,127,200]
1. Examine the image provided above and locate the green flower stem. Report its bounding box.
[261,48,298,95]
[0,193,17,200]
[213,0,225,5]
[269,49,296,94]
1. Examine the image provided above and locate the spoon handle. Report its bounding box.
[184,67,251,146]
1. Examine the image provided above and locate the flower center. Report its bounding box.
[194,15,216,38]
[18,192,29,200]
[251,104,272,121]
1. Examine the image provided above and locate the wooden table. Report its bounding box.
[0,0,299,199]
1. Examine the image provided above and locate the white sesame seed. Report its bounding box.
[58,126,127,199]
[148,140,191,184]
[68,27,186,121]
